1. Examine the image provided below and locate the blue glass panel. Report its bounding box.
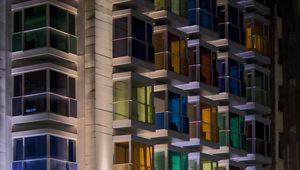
[155,112,165,129]
[219,77,225,92]
[199,10,211,30]
[240,64,244,81]
[50,160,67,170]
[188,9,196,25]
[67,163,78,170]
[14,138,23,161]
[25,136,47,159]
[168,92,180,114]
[188,0,196,9]
[12,162,22,170]
[132,17,145,42]
[24,160,47,170]
[229,78,239,96]
[229,59,239,79]
[169,114,180,132]
[181,96,187,116]
[50,136,67,160]
[200,0,211,11]
[182,116,189,134]
[218,59,225,76]
[69,140,76,162]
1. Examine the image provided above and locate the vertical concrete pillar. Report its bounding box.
[85,0,113,169]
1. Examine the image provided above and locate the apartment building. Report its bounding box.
[0,0,277,170]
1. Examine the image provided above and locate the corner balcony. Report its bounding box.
[113,72,155,132]
[113,9,155,73]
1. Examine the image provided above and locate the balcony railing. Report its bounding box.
[219,130,246,150]
[189,64,218,87]
[113,100,154,124]
[247,138,271,157]
[155,52,188,76]
[155,111,189,134]
[113,163,154,170]
[219,76,246,97]
[246,87,270,106]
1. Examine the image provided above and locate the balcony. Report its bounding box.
[112,0,154,12]
[156,111,189,133]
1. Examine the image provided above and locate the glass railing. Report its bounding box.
[12,27,78,54]
[155,111,189,134]
[12,92,77,118]
[113,163,154,170]
[246,87,270,106]
[13,159,77,170]
[189,64,218,87]
[246,138,271,157]
[113,100,154,124]
[219,130,246,150]
[219,76,246,97]
[113,37,154,63]
[155,52,188,76]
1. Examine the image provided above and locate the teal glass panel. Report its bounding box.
[24,29,47,50]
[217,112,226,130]
[219,131,227,146]
[229,113,240,148]
[12,33,22,52]
[14,11,22,32]
[69,14,76,35]
[50,5,68,32]
[70,35,77,54]
[50,29,68,52]
[154,152,165,170]
[169,151,181,170]
[182,154,187,170]
[24,5,46,30]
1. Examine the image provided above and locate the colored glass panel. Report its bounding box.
[24,5,46,30]
[155,152,165,170]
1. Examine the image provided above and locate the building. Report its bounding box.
[0,0,288,170]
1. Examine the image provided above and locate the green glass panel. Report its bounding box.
[114,80,129,119]
[217,112,226,130]
[50,5,68,32]
[14,11,22,32]
[212,162,217,170]
[255,70,264,89]
[50,29,68,52]
[147,86,153,123]
[12,33,22,52]
[132,80,146,122]
[219,131,227,146]
[24,5,46,30]
[169,151,181,170]
[201,159,211,170]
[229,113,240,148]
[24,29,47,50]
[188,160,197,170]
[154,152,165,170]
[69,14,76,35]
[155,0,165,10]
[70,35,77,54]
[171,0,180,15]
[182,154,187,170]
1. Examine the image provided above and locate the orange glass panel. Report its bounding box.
[254,20,264,54]
[211,107,218,142]
[169,33,180,74]
[180,39,188,76]
[202,104,212,141]
[245,19,252,50]
[114,142,129,164]
[200,47,212,85]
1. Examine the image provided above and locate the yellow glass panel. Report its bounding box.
[202,106,211,124]
[202,123,211,140]
[180,39,188,76]
[146,146,153,168]
[114,80,129,119]
[147,86,153,123]
[169,33,180,74]
[202,160,212,170]
[155,0,165,11]
[254,20,264,54]
[245,19,252,50]
[211,107,218,142]
[154,32,165,53]
[202,104,211,141]
[114,142,129,164]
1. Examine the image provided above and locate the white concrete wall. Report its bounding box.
[85,0,114,169]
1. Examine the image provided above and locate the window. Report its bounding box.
[24,94,47,114]
[50,70,68,96]
[114,142,129,164]
[50,29,69,52]
[50,94,68,116]
[50,5,68,32]
[25,135,47,159]
[14,138,23,161]
[168,151,187,170]
[14,11,22,32]
[50,136,68,160]
[24,5,46,30]
[228,5,238,26]
[14,75,23,97]
[229,113,245,149]
[24,29,47,50]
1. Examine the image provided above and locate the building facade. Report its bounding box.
[0,0,282,170]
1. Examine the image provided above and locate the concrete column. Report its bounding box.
[85,0,113,169]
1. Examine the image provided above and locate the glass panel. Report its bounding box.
[113,38,128,57]
[114,142,129,164]
[24,29,47,50]
[24,94,47,115]
[169,33,180,74]
[155,0,165,10]
[25,136,47,159]
[154,152,165,170]
[218,6,225,23]
[228,24,240,43]
[50,136,67,160]
[229,113,240,148]
[229,59,239,79]
[168,92,180,114]
[69,99,77,118]
[256,121,265,140]
[50,5,68,32]
[24,160,47,170]
[50,160,67,170]
[69,140,76,162]
[188,9,196,25]
[147,24,153,44]
[181,40,188,75]
[147,86,153,123]
[24,5,46,30]
[69,14,76,35]
[182,154,187,170]
[50,94,68,116]
[114,80,129,119]
[14,75,23,97]
[169,151,181,170]
[14,138,23,161]
[13,97,22,116]
[114,17,128,39]
[189,160,197,170]
[68,163,78,170]
[132,16,145,41]
[200,46,212,84]
[254,20,264,54]
[171,0,180,15]
[12,33,22,52]
[70,35,77,54]
[200,0,211,11]
[228,5,238,26]
[154,32,165,53]
[50,70,68,96]
[211,107,218,142]
[14,11,22,32]
[201,159,211,170]
[245,19,252,50]
[199,10,211,30]
[255,70,264,89]
[202,104,211,141]
[132,80,146,122]
[156,112,165,129]
[13,162,22,170]
[132,38,146,61]
[69,77,76,98]
[24,70,46,95]
[50,29,69,52]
